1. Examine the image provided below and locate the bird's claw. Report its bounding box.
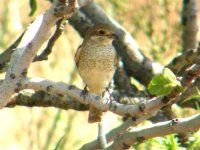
[81,85,88,101]
[105,88,114,108]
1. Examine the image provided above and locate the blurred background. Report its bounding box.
[0,0,200,150]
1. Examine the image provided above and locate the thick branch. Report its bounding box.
[0,1,77,108]
[181,0,199,51]
[19,64,184,123]
[6,90,88,111]
[33,18,65,62]
[23,64,199,123]
[23,77,172,118]
[107,113,200,150]
[77,0,93,7]
[113,61,138,95]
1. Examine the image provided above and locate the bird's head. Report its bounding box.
[85,24,117,45]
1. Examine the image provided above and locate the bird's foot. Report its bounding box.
[81,85,88,101]
[105,88,114,108]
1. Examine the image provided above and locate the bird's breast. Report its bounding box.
[78,44,115,89]
[78,44,115,72]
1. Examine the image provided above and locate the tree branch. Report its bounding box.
[181,0,199,51]
[176,77,200,104]
[0,31,25,73]
[22,77,164,117]
[23,77,184,120]
[0,0,78,108]
[0,1,199,149]
[167,47,200,75]
[80,110,156,150]
[107,113,200,150]
[33,18,65,62]
[6,90,88,111]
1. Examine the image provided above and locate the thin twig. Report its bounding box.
[33,18,65,61]
[167,47,200,75]
[98,122,107,149]
[0,31,25,73]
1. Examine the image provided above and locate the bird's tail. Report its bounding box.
[88,87,103,123]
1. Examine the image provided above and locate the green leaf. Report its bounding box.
[29,0,37,16]
[162,134,180,150]
[148,68,181,96]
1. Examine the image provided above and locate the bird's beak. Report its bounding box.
[108,33,118,40]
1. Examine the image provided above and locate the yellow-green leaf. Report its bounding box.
[148,68,181,96]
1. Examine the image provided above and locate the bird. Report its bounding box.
[74,24,116,123]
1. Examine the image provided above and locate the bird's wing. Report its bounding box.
[114,49,118,68]
[74,44,82,67]
[114,53,117,66]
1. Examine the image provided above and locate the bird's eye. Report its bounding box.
[98,30,105,35]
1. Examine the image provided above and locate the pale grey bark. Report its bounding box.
[182,0,199,51]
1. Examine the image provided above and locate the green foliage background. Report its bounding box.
[0,0,199,150]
